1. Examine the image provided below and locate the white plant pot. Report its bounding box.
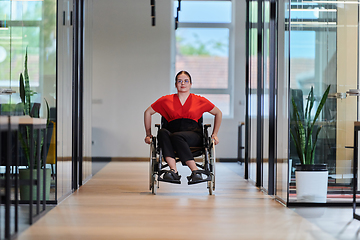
[295,170,328,203]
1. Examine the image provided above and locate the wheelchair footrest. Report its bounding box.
[187,177,211,185]
[158,170,181,184]
[187,170,212,185]
[158,176,181,184]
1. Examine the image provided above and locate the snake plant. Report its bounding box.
[290,85,331,165]
[19,47,50,169]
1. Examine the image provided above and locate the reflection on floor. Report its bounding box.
[292,207,360,240]
[14,161,360,240]
[0,160,109,239]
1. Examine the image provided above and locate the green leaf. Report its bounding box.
[24,47,31,115]
[290,130,304,164]
[310,125,323,165]
[304,89,310,120]
[19,73,25,105]
[308,87,315,120]
[44,98,50,126]
[311,85,331,129]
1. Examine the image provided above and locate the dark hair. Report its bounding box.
[175,70,192,84]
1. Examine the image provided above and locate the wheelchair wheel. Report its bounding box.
[149,139,158,194]
[208,139,216,195]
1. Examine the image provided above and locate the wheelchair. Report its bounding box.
[149,117,216,195]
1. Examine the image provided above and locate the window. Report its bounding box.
[174,0,233,117]
[0,0,56,108]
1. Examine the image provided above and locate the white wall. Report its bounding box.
[91,0,246,159]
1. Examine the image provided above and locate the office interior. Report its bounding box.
[1,0,360,239]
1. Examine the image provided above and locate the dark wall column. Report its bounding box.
[245,0,250,180]
[72,0,84,190]
[268,0,278,195]
[256,0,264,187]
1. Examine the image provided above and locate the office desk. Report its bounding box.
[17,116,48,224]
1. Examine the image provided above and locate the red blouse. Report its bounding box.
[151,93,215,122]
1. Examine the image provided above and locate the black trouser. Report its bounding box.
[157,128,202,165]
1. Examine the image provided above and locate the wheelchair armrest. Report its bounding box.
[204,124,211,130]
[155,124,160,130]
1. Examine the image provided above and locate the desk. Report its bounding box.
[17,116,47,224]
[0,116,48,238]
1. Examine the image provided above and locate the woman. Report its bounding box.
[144,71,222,183]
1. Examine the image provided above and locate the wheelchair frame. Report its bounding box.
[149,118,216,195]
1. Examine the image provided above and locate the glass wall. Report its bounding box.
[288,0,356,203]
[247,0,275,193]
[248,0,258,184]
[0,0,56,237]
[275,0,290,203]
[82,0,93,183]
[0,0,56,117]
[0,0,56,198]
[0,0,93,235]
[57,0,92,193]
[262,0,270,191]
[57,0,72,201]
[247,0,360,205]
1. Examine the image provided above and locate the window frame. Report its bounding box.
[173,0,234,118]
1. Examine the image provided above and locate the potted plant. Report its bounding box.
[290,85,331,203]
[18,48,52,201]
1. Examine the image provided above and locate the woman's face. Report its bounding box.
[176,73,192,93]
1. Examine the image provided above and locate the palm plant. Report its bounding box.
[290,85,331,165]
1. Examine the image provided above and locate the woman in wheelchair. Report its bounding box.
[144,70,222,184]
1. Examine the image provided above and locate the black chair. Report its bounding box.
[149,116,216,195]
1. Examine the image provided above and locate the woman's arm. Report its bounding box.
[144,106,156,144]
[209,106,222,145]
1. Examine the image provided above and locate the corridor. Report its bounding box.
[15,162,359,240]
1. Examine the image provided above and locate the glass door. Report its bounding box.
[288,0,358,204]
[262,0,270,191]
[275,0,290,203]
[57,0,73,200]
[248,0,258,184]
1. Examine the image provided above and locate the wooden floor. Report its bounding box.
[16,162,337,240]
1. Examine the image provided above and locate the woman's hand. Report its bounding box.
[144,106,156,144]
[211,134,219,145]
[209,106,222,145]
[144,135,152,144]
